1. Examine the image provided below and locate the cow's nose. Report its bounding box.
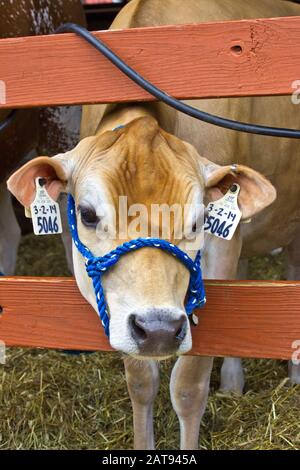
[129,310,187,356]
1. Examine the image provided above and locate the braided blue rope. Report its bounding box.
[68,195,206,337]
[112,124,126,131]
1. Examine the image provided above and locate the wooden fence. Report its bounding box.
[1,16,300,359]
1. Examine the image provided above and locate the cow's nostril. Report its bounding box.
[175,320,187,342]
[130,315,147,341]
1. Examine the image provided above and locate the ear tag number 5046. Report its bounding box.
[30,178,62,235]
[204,184,242,241]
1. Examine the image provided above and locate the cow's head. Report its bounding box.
[7,117,276,359]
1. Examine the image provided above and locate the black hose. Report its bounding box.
[0,109,17,133]
[56,23,300,139]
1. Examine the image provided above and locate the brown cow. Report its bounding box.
[7,0,300,450]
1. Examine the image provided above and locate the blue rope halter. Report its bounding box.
[67,195,206,337]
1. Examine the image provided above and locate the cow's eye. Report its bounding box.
[78,206,99,228]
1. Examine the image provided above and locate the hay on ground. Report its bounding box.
[0,234,299,450]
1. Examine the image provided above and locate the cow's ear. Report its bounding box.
[7,153,71,208]
[199,157,276,220]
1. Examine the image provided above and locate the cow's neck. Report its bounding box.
[96,105,156,135]
[202,230,242,280]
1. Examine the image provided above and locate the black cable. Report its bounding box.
[56,23,300,139]
[0,109,17,133]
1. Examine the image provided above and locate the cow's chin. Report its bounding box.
[129,351,189,361]
[130,354,175,361]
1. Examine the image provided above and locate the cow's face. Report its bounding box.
[7,116,276,359]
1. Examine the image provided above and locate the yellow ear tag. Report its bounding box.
[204,184,242,241]
[30,178,62,235]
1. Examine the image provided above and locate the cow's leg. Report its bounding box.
[285,229,300,384]
[219,259,248,394]
[0,182,21,275]
[170,356,213,450]
[220,357,245,395]
[124,357,160,450]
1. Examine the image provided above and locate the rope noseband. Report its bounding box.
[67,195,206,337]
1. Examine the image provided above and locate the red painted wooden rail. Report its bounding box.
[0,278,300,360]
[1,17,300,358]
[1,16,300,108]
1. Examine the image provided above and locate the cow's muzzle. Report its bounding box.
[129,308,188,357]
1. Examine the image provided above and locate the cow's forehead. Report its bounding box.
[74,118,201,206]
